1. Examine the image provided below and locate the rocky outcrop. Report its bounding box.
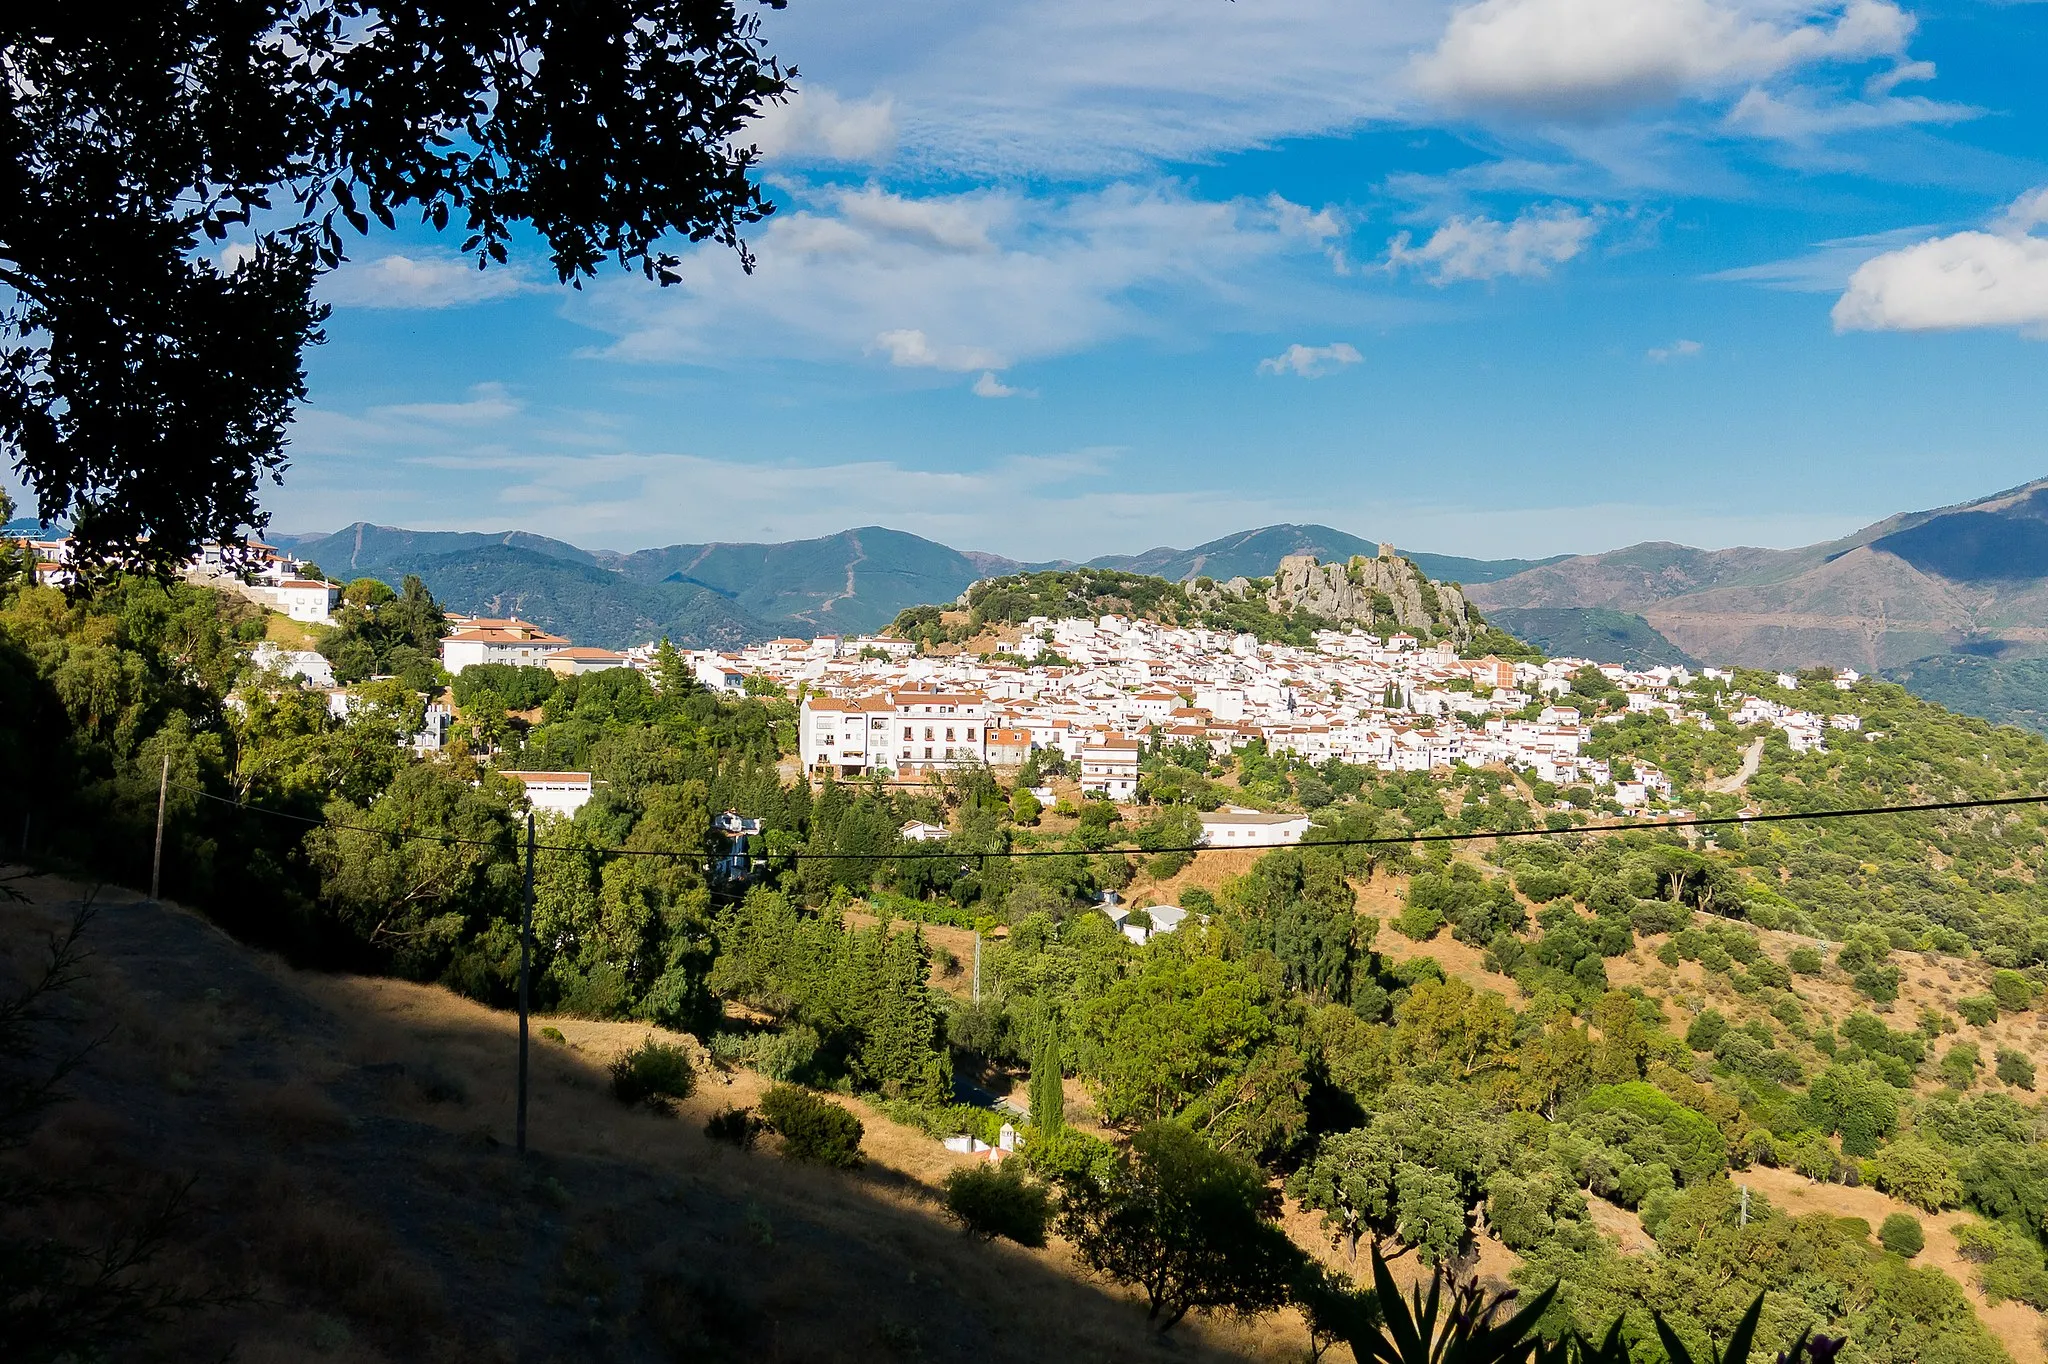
[1191,549,1478,641]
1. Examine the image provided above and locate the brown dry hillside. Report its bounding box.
[0,870,1315,1364]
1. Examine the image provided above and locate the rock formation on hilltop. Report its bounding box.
[1192,547,1478,642]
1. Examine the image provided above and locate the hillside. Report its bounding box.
[1468,479,2048,689]
[0,875,1295,1363]
[1483,607,1697,668]
[1083,523,1562,587]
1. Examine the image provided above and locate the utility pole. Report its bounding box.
[972,931,981,1004]
[1740,1183,1750,1227]
[517,812,534,1156]
[149,753,169,901]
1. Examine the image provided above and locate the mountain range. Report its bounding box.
[277,521,1559,649]
[281,476,2048,731]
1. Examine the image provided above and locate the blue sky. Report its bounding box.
[235,0,2048,559]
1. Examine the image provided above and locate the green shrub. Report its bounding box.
[1991,969,2038,1014]
[1958,995,1999,1027]
[1685,1008,1728,1053]
[942,1161,1052,1246]
[1940,1042,1982,1089]
[1788,945,1825,975]
[1656,941,1681,967]
[538,1025,566,1044]
[610,1039,696,1108]
[1879,1212,1925,1257]
[1996,1048,2036,1091]
[759,1084,865,1166]
[1954,1220,2003,1263]
[705,1104,763,1150]
[1393,900,1443,941]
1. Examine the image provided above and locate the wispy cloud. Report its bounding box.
[1647,338,1703,361]
[972,371,1036,398]
[320,252,533,309]
[1257,342,1363,377]
[749,86,896,163]
[1385,204,1599,283]
[575,181,1352,373]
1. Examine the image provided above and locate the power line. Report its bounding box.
[167,776,2048,864]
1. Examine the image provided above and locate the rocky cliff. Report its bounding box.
[1191,549,1478,642]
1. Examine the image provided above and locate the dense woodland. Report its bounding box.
[10,560,2048,1360]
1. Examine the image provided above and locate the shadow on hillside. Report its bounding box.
[0,871,1293,1364]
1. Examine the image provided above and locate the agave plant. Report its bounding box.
[1345,1245,1556,1364]
[1340,1246,1846,1364]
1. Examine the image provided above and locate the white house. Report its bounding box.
[499,771,594,818]
[247,579,340,625]
[1197,809,1311,847]
[440,618,571,673]
[250,641,335,688]
[900,821,951,843]
[1102,902,1200,946]
[1078,734,1141,799]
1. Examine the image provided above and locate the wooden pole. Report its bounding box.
[517,812,534,1155]
[149,753,169,901]
[972,931,981,1004]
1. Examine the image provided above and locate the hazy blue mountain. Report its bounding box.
[400,545,776,649]
[1485,608,1698,669]
[284,523,599,579]
[1081,524,1561,585]
[613,526,1019,635]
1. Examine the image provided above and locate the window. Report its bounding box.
[924,746,933,759]
[945,727,955,742]
[903,726,913,740]
[966,728,977,741]
[924,727,934,741]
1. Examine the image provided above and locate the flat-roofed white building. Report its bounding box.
[499,771,594,818]
[247,579,340,625]
[1079,733,1141,799]
[1197,809,1311,847]
[544,646,629,676]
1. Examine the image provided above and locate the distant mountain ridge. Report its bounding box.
[276,520,1553,649]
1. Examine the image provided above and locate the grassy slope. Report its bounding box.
[0,873,1313,1364]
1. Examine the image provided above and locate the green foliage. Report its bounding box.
[1574,1082,1726,1184]
[942,1161,1053,1246]
[1058,1120,1304,1333]
[319,574,446,687]
[608,1038,696,1108]
[1866,1138,1962,1211]
[1995,1048,2036,1090]
[1956,995,1999,1027]
[757,1085,864,1167]
[1878,1213,1924,1257]
[451,662,557,711]
[1787,945,1825,975]
[1991,969,2037,1014]
[1939,1041,1982,1089]
[704,1104,763,1150]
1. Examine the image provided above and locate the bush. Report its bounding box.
[1996,1048,2036,1091]
[1940,1042,1982,1089]
[1958,995,2000,1027]
[1393,900,1443,941]
[610,1039,697,1108]
[943,1161,1053,1246]
[1991,969,2038,1014]
[538,1025,566,1044]
[1788,945,1825,975]
[1955,1221,2003,1263]
[1879,1212,1925,1257]
[758,1084,865,1166]
[1685,1008,1728,1053]
[705,1105,763,1150]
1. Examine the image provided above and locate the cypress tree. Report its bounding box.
[1030,1027,1065,1133]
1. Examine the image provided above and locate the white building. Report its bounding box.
[249,642,335,688]
[1079,734,1141,799]
[440,618,571,673]
[1103,902,1200,946]
[799,689,989,777]
[499,771,594,818]
[246,579,340,625]
[544,646,629,676]
[900,821,951,842]
[1197,809,1312,847]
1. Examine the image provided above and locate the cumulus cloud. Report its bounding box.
[1413,0,1914,117]
[1257,342,1363,377]
[578,181,1352,373]
[749,86,896,163]
[1647,338,1703,361]
[1832,188,2048,335]
[1385,205,1599,283]
[972,371,1036,398]
[319,252,532,309]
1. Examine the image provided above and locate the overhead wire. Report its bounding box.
[167,777,2048,864]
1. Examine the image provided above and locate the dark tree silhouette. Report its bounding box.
[2,1,791,571]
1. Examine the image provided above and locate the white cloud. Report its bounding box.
[1647,338,1703,361]
[1414,0,1915,118]
[320,252,532,309]
[1257,342,1363,377]
[1832,188,2048,335]
[1864,58,1934,97]
[1385,205,1599,283]
[577,181,1354,372]
[749,86,896,163]
[972,371,1035,398]
[1708,226,1934,291]
[1723,86,1977,140]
